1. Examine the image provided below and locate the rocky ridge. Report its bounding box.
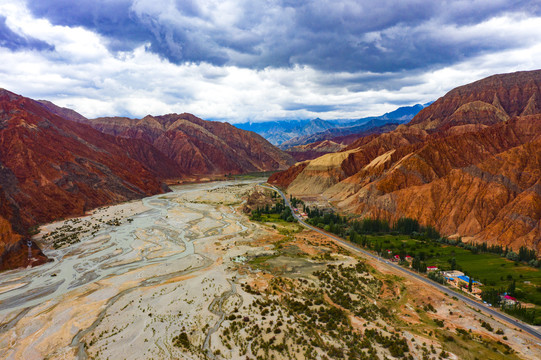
[82,113,294,176]
[270,70,541,251]
[285,140,347,161]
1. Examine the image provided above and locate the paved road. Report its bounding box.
[260,183,541,341]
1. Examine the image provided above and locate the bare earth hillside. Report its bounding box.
[270,70,541,251]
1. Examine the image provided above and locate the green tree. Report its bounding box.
[507,279,516,296]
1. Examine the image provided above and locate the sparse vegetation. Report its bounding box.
[41,215,131,249]
[221,261,415,359]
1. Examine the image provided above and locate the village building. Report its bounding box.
[456,275,477,285]
[502,294,518,306]
[443,270,464,278]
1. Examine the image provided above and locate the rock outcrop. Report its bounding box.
[270,70,541,251]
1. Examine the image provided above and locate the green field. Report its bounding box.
[362,234,541,309]
[227,171,277,179]
[425,248,541,305]
[254,213,304,234]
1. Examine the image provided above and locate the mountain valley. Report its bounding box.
[1,70,541,360]
[0,90,293,271]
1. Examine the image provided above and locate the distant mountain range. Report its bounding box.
[270,69,541,252]
[235,104,425,146]
[235,118,335,145]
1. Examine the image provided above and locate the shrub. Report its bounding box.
[172,332,190,349]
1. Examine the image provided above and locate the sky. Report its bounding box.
[0,0,540,123]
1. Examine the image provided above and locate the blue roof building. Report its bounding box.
[457,275,477,284]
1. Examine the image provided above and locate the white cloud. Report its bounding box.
[0,1,540,122]
[0,1,109,62]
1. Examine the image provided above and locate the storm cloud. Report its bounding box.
[0,15,53,51]
[0,0,540,121]
[24,0,541,72]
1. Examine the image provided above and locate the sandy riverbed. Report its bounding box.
[1,179,540,360]
[0,180,270,359]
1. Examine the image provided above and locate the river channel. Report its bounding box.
[0,179,260,359]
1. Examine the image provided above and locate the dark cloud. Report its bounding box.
[26,0,149,51]
[24,0,541,74]
[0,16,54,51]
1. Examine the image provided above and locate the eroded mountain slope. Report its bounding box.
[85,113,295,175]
[0,89,167,270]
[270,70,541,250]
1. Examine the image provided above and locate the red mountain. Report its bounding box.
[38,99,295,178]
[0,89,169,270]
[270,70,541,251]
[36,100,185,180]
[409,70,541,131]
[81,114,295,176]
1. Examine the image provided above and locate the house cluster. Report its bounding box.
[441,270,483,298]
[292,208,308,219]
[383,253,491,302]
[386,250,413,262]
